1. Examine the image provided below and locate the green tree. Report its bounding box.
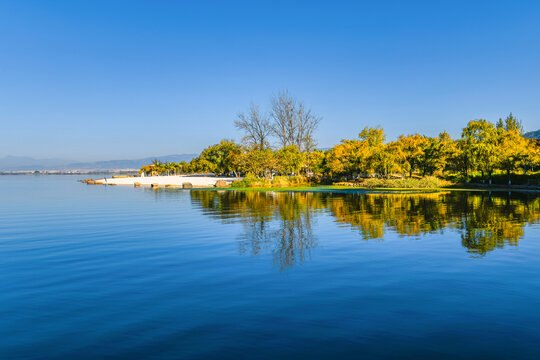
[496,113,523,134]
[395,134,427,177]
[461,119,498,179]
[308,149,327,176]
[198,140,242,175]
[359,126,385,147]
[372,145,397,178]
[497,127,530,177]
[236,146,276,177]
[275,145,306,175]
[418,136,450,176]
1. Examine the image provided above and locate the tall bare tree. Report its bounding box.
[235,103,272,149]
[270,90,320,152]
[270,90,297,148]
[294,102,321,152]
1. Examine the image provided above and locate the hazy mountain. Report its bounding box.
[0,156,71,170]
[0,154,197,171]
[523,130,540,139]
[64,154,197,170]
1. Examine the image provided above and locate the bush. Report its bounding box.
[271,176,289,187]
[231,174,270,188]
[362,176,452,189]
[287,175,309,186]
[231,175,310,188]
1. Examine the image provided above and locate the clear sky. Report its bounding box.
[1,0,539,160]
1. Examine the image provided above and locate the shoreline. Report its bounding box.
[80,176,540,194]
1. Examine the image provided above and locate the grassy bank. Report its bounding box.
[213,185,481,194]
[221,175,540,193]
[231,175,309,188]
[360,176,452,189]
[224,175,452,193]
[230,175,452,189]
[214,185,540,194]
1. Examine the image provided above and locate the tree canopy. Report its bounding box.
[141,104,539,184]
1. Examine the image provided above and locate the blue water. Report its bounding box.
[1,175,539,359]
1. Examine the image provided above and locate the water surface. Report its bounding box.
[1,176,539,359]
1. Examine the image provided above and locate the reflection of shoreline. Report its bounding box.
[328,192,539,256]
[190,191,320,270]
[189,191,540,267]
[238,211,317,271]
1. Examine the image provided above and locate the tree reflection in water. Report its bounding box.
[190,191,322,270]
[190,190,539,267]
[327,191,539,256]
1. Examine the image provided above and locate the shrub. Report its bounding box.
[271,176,289,187]
[231,175,310,188]
[288,175,308,186]
[362,176,452,189]
[231,174,271,188]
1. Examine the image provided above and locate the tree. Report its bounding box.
[270,90,296,148]
[294,102,321,152]
[198,140,242,175]
[496,113,523,134]
[270,91,320,151]
[326,139,369,177]
[461,119,498,178]
[239,146,276,177]
[275,145,306,175]
[308,149,327,176]
[359,126,385,147]
[395,134,427,177]
[235,103,272,149]
[358,127,386,176]
[325,127,387,178]
[326,141,353,176]
[372,145,397,178]
[530,140,540,173]
[437,131,458,173]
[497,127,530,177]
[419,136,447,176]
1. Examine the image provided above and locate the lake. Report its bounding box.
[1,175,539,359]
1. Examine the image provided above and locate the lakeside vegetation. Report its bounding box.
[141,92,540,189]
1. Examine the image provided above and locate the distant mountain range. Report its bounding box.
[524,130,540,139]
[0,154,197,171]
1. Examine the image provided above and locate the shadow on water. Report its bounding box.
[152,189,539,268]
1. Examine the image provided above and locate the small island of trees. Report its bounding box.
[140,92,540,188]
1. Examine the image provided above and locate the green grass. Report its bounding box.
[214,174,540,193]
[214,185,464,193]
[211,185,540,194]
[231,175,452,190]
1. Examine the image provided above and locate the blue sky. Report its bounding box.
[1,0,539,160]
